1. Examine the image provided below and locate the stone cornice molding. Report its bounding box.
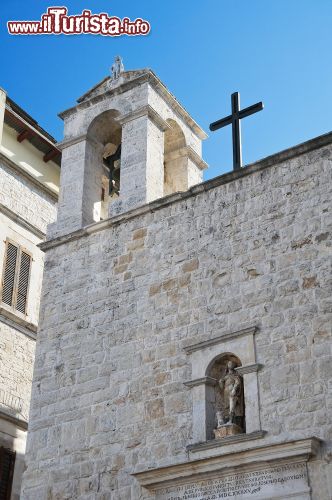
[0,306,37,340]
[118,105,171,132]
[0,409,28,431]
[183,376,217,388]
[183,326,258,354]
[57,134,87,151]
[132,437,321,490]
[236,363,264,375]
[38,130,332,251]
[184,364,264,388]
[0,202,46,240]
[58,105,173,148]
[59,70,207,140]
[0,152,58,202]
[187,430,266,452]
[58,74,149,119]
[164,146,208,170]
[187,146,208,170]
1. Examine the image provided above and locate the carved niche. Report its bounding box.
[207,354,245,440]
[183,326,263,445]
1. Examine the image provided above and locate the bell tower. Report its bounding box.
[50,58,208,238]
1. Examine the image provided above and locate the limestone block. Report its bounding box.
[213,423,242,439]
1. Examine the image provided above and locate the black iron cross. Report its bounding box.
[210,92,264,171]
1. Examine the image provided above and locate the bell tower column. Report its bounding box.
[48,136,104,238]
[109,107,169,217]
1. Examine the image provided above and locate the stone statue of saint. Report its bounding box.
[216,360,244,429]
[111,56,124,80]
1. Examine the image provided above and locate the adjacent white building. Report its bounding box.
[0,88,60,499]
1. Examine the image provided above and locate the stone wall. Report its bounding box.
[0,157,57,234]
[0,323,35,422]
[22,136,332,499]
[0,321,36,500]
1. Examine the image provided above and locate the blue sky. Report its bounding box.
[1,0,331,179]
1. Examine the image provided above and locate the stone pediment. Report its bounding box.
[76,69,149,103]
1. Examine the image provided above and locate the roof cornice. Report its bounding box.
[58,69,207,140]
[0,202,46,240]
[38,129,332,252]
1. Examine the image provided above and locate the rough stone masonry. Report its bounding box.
[21,68,332,500]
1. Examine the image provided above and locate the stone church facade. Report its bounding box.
[22,65,331,499]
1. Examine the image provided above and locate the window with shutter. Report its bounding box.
[1,239,32,315]
[16,251,31,314]
[0,447,16,500]
[1,242,18,307]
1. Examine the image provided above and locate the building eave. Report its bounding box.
[4,97,61,167]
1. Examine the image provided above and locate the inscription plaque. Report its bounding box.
[156,462,310,500]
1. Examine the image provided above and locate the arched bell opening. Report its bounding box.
[86,109,122,221]
[163,119,187,196]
